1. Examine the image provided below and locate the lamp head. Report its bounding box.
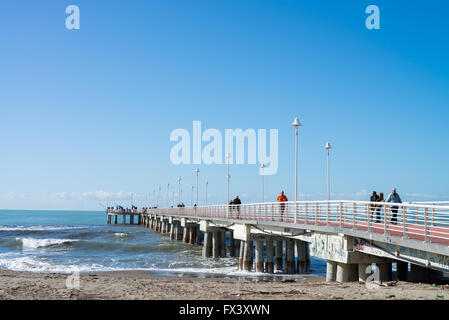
[325,142,332,150]
[292,117,302,127]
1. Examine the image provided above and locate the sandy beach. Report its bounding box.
[0,270,448,300]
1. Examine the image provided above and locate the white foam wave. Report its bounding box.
[114,233,128,237]
[0,225,85,231]
[16,237,79,249]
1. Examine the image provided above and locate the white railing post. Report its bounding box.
[432,203,435,226]
[353,203,357,230]
[402,206,408,239]
[424,208,429,242]
[327,202,330,226]
[384,204,389,236]
[367,204,372,232]
[339,202,343,228]
[305,203,309,223]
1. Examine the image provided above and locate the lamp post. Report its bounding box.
[158,186,161,208]
[195,168,200,205]
[178,177,182,205]
[261,163,265,202]
[191,186,194,206]
[172,191,175,207]
[131,193,134,208]
[205,181,209,206]
[153,189,155,208]
[292,117,302,223]
[325,142,332,201]
[226,152,231,204]
[166,183,170,208]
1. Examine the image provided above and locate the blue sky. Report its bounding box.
[0,0,448,210]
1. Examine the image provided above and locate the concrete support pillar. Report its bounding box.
[122,215,126,225]
[236,240,241,259]
[275,240,283,271]
[177,224,183,241]
[212,231,220,258]
[377,263,393,282]
[265,240,274,274]
[130,215,134,225]
[238,241,244,270]
[202,231,212,258]
[220,231,226,257]
[196,226,202,245]
[410,264,428,282]
[358,263,371,282]
[107,215,111,224]
[285,239,295,274]
[305,242,311,272]
[336,263,357,282]
[255,240,264,273]
[243,240,253,271]
[137,215,141,225]
[229,231,235,257]
[348,264,359,282]
[326,260,337,282]
[114,215,118,225]
[169,222,175,240]
[296,240,306,273]
[183,226,190,243]
[189,226,195,245]
[396,262,408,281]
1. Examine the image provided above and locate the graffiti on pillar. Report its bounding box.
[310,233,347,263]
[353,238,449,272]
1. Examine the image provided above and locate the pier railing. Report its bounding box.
[141,200,449,246]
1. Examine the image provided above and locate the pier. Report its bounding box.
[108,200,449,282]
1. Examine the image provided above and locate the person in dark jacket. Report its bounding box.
[375,192,384,223]
[233,196,241,218]
[369,191,378,222]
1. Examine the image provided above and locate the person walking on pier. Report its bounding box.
[375,192,384,223]
[233,196,241,218]
[386,188,402,224]
[369,191,378,222]
[277,191,288,222]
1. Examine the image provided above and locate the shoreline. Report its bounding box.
[1,269,448,300]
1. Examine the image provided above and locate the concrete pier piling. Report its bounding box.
[396,262,408,281]
[130,215,134,225]
[377,262,393,282]
[255,240,264,273]
[202,231,212,258]
[326,260,337,282]
[238,240,244,270]
[242,241,253,271]
[122,215,126,225]
[229,231,235,257]
[265,240,274,274]
[285,239,295,274]
[358,263,371,282]
[212,231,220,258]
[189,226,195,245]
[305,243,311,272]
[183,226,190,243]
[114,215,118,225]
[275,240,283,271]
[196,226,202,245]
[296,240,307,273]
[107,215,111,224]
[336,263,349,282]
[220,231,226,257]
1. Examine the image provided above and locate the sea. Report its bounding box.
[0,209,327,279]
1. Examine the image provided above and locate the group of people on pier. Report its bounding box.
[369,188,402,224]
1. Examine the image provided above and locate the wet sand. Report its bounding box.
[0,270,448,300]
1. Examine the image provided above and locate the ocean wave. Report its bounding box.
[15,237,80,249]
[0,225,86,232]
[114,233,128,238]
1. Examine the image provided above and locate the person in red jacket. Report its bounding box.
[277,191,288,221]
